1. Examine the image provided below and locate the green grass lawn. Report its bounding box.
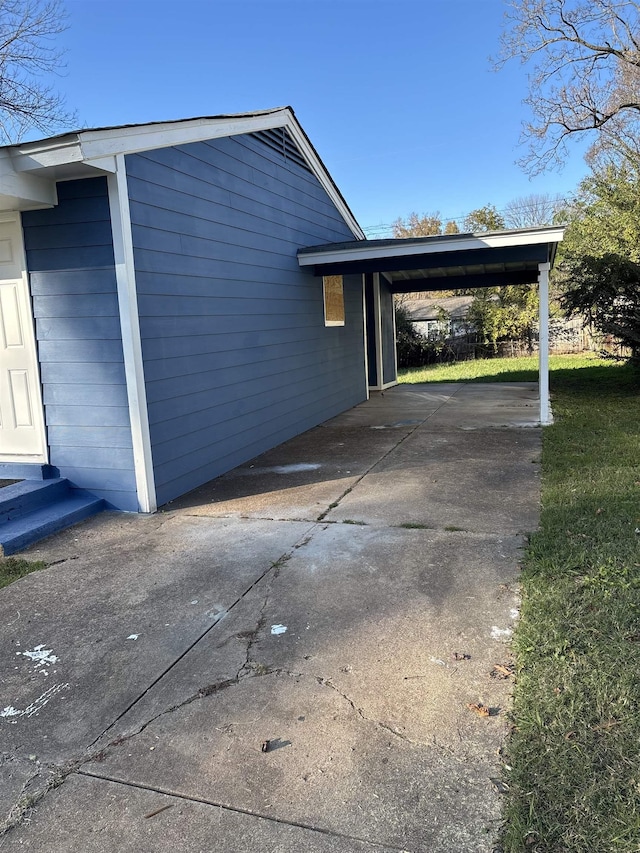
[0,556,46,589]
[403,354,640,851]
[398,352,607,384]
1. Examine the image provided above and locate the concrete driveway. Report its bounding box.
[0,383,541,852]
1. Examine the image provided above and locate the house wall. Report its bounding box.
[125,132,366,506]
[21,178,138,510]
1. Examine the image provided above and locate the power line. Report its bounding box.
[361,192,578,238]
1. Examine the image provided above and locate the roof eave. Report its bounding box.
[298,226,566,267]
[0,109,365,237]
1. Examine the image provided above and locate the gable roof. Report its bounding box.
[0,107,364,238]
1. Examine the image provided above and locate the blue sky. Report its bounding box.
[56,0,591,234]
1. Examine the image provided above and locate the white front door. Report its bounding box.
[0,214,47,462]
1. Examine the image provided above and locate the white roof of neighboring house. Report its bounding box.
[405,295,475,321]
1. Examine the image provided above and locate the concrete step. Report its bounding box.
[0,482,105,556]
[0,463,57,480]
[0,479,70,524]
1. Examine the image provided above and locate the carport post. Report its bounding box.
[538,262,551,425]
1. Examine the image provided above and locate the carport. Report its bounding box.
[298,225,565,424]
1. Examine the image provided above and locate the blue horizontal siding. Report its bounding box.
[29,268,117,296]
[138,312,320,339]
[44,405,132,428]
[39,362,127,385]
[47,426,134,448]
[38,339,126,363]
[142,336,342,383]
[21,177,137,511]
[35,293,122,318]
[42,383,129,407]
[36,315,124,341]
[151,367,364,470]
[127,134,366,506]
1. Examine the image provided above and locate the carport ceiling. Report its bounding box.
[298,226,564,292]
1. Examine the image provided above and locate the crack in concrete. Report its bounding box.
[0,758,81,838]
[262,668,454,753]
[315,387,466,522]
[74,772,414,852]
[0,529,318,838]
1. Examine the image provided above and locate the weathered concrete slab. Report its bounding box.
[83,674,503,852]
[167,424,416,520]
[324,383,462,427]
[79,524,519,851]
[1,773,393,852]
[326,427,541,532]
[0,381,542,851]
[0,515,313,764]
[425,383,541,430]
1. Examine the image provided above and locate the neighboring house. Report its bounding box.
[405,295,593,352]
[405,295,474,339]
[0,106,564,543]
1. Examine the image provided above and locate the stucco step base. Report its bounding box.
[0,479,104,556]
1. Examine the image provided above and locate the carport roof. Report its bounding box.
[297,225,564,292]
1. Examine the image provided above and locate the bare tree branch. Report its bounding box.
[497,0,640,172]
[0,0,75,142]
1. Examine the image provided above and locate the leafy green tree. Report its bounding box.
[555,163,640,362]
[392,212,459,238]
[467,285,539,352]
[463,204,505,232]
[560,254,640,361]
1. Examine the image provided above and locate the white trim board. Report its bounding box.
[107,155,156,513]
[298,226,565,267]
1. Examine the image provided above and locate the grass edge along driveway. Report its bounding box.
[401,355,640,853]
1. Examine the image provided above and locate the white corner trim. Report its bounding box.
[361,274,370,400]
[107,154,156,513]
[374,273,384,389]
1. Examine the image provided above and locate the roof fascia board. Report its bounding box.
[77,112,291,160]
[310,244,550,277]
[298,227,565,266]
[10,114,292,172]
[7,109,364,240]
